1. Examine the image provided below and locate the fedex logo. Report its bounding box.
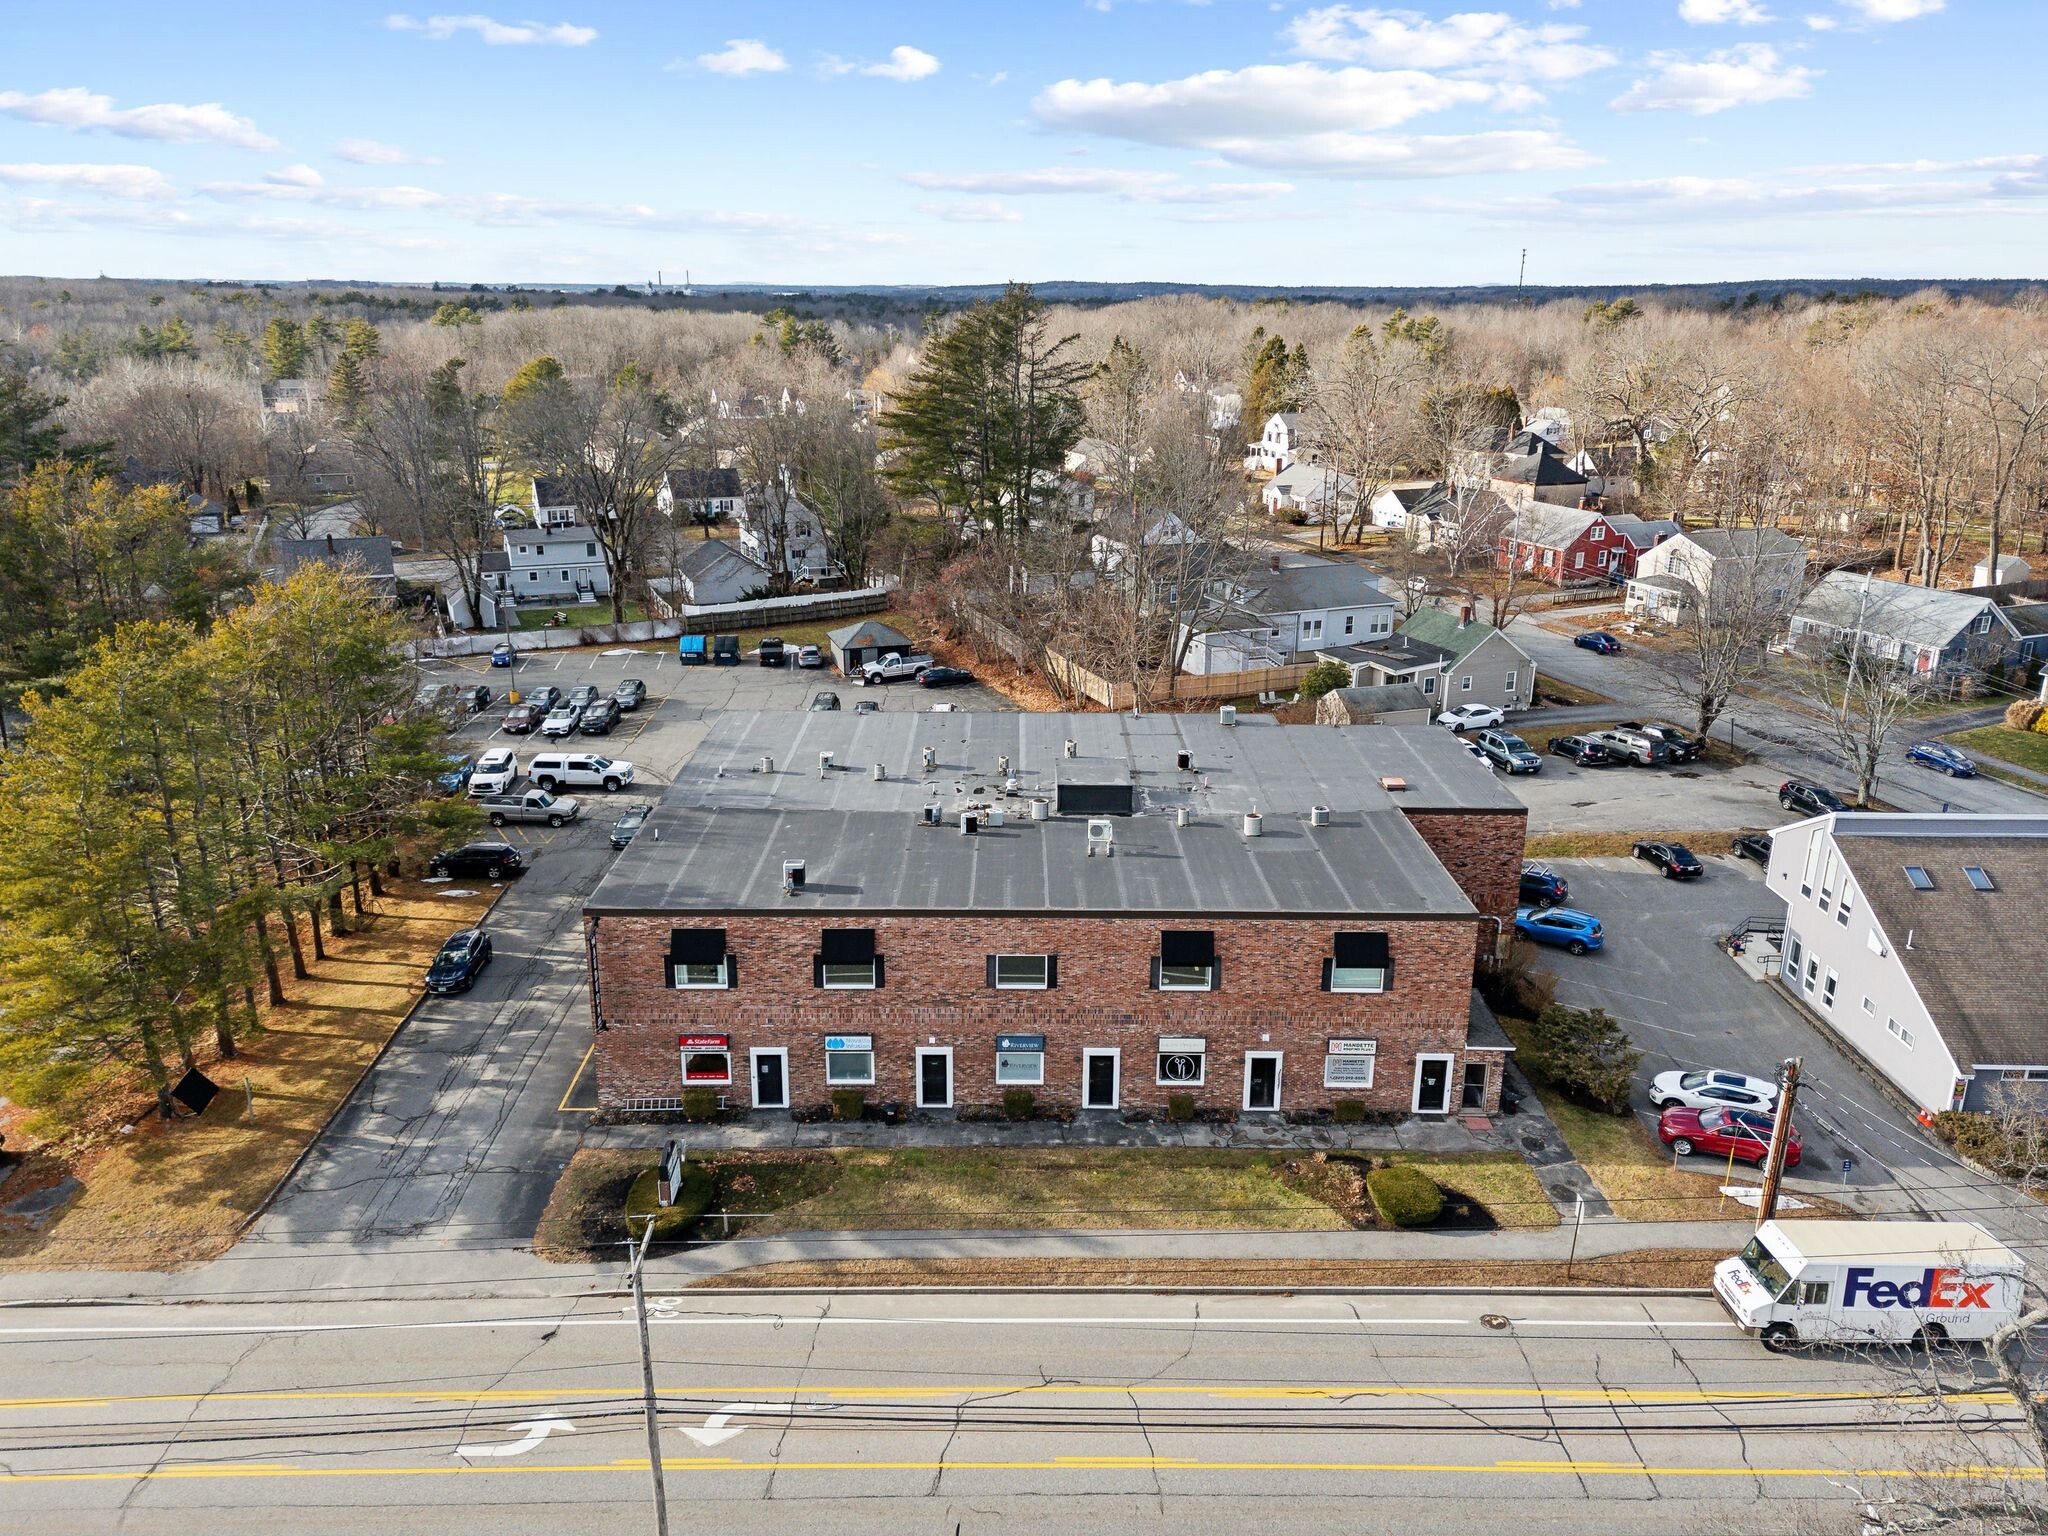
[1843,1267,1995,1310]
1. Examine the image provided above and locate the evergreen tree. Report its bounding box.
[261,317,308,380]
[0,360,69,482]
[326,349,370,429]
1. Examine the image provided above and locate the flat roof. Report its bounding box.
[1764,1220,2019,1267]
[586,711,1519,918]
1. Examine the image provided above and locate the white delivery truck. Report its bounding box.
[1715,1220,2025,1352]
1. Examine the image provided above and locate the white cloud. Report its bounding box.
[1611,45,1817,114]
[266,164,324,188]
[921,199,1023,223]
[864,45,941,82]
[0,161,177,199]
[1837,0,1942,19]
[0,86,277,150]
[336,137,440,166]
[1679,0,1773,22]
[1285,6,1617,81]
[385,13,596,45]
[904,167,1294,202]
[1804,13,1838,26]
[694,39,787,75]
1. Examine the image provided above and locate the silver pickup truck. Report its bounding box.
[474,788,582,828]
[1587,728,1669,766]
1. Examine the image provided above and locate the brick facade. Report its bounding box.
[1399,808,1525,960]
[588,912,1505,1118]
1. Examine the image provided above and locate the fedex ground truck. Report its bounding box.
[1715,1220,2025,1352]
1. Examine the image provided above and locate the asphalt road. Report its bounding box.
[0,1290,2028,1534]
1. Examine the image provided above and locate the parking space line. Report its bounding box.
[557,1042,598,1114]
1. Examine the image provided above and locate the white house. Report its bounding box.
[657,467,744,524]
[1370,481,1454,532]
[1180,552,1397,674]
[529,477,584,531]
[1262,461,1356,522]
[1766,813,2048,1115]
[1623,527,1807,623]
[739,492,842,585]
[1244,412,1311,475]
[491,524,611,603]
[1089,511,1197,574]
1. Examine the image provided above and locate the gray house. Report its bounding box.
[673,540,770,606]
[270,534,397,601]
[828,618,915,674]
[1394,605,1536,714]
[1315,683,1436,726]
[1789,572,2021,684]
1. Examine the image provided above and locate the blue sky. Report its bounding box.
[0,1,2037,285]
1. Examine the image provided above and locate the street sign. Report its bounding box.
[1841,1157,1854,1186]
[657,1138,686,1207]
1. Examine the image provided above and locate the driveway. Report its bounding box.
[1500,750,1791,836]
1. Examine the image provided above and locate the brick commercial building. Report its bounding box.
[583,711,1526,1122]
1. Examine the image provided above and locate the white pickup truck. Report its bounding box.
[860,652,935,685]
[1715,1219,2024,1351]
[473,788,582,828]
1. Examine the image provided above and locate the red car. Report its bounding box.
[502,703,543,735]
[1658,1106,1801,1168]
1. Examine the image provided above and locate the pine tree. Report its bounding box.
[261,317,308,380]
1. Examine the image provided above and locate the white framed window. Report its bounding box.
[1423,675,1436,694]
[1867,928,1886,957]
[672,960,729,990]
[995,1050,1043,1085]
[825,1045,875,1085]
[1803,956,1818,994]
[681,1041,732,1086]
[1837,878,1855,927]
[1861,995,1875,1015]
[1344,615,1355,636]
[1504,670,1517,692]
[1459,675,1473,693]
[1159,964,1212,991]
[1156,1037,1207,1086]
[1822,968,1838,1008]
[1886,1016,1915,1050]
[992,954,1051,990]
[1329,959,1388,994]
[1800,831,1822,898]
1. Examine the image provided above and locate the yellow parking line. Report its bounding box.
[557,1042,597,1114]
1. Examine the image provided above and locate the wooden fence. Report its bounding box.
[954,604,1313,710]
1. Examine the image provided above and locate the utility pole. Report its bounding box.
[630,1216,672,1536]
[1756,1056,1802,1225]
[1517,248,1527,307]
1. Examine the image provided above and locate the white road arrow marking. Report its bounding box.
[453,1416,576,1458]
[681,1403,791,1447]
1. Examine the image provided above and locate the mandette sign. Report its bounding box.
[1843,1266,1995,1310]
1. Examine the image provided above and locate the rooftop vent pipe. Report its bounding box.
[1029,796,1051,821]
[872,762,887,782]
[998,754,1011,776]
[1309,804,1331,828]
[757,755,775,774]
[1242,810,1264,838]
[921,746,936,773]
[1174,806,1190,828]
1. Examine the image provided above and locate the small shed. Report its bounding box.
[828,618,913,675]
[1315,684,1436,727]
[1974,553,2034,587]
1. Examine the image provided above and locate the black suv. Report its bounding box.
[1780,780,1851,816]
[1519,863,1570,908]
[578,698,622,735]
[612,678,647,711]
[428,842,526,880]
[1617,720,1703,762]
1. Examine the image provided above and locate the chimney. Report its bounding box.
[1459,600,1473,628]
[325,533,336,554]
[1269,555,1282,573]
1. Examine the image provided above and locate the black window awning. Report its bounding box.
[1160,930,1215,967]
[668,928,727,965]
[1334,931,1390,969]
[820,928,877,964]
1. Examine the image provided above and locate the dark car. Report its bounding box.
[1475,730,1541,774]
[428,842,525,880]
[462,684,492,714]
[1733,831,1775,865]
[1618,720,1703,763]
[758,636,787,667]
[578,698,622,735]
[1549,733,1615,766]
[613,678,648,712]
[1575,631,1622,654]
[1907,740,1977,777]
[490,641,515,668]
[502,703,542,735]
[567,684,600,711]
[917,665,975,688]
[1520,864,1570,908]
[1658,1106,1800,1168]
[525,684,562,714]
[424,928,493,996]
[853,699,880,715]
[1780,780,1850,817]
[609,805,649,850]
[1634,840,1704,878]
[809,691,842,712]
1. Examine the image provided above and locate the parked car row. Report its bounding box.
[501,678,647,737]
[1544,721,1703,769]
[1650,1068,1801,1169]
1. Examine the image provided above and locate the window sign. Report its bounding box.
[1156,1035,1207,1085]
[1324,1038,1377,1089]
[825,1035,874,1085]
[996,1032,1044,1085]
[679,1033,732,1084]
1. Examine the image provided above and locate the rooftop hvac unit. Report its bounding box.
[1242,810,1263,838]
[1086,818,1115,857]
[1219,705,1237,727]
[986,805,1005,828]
[782,859,806,892]
[920,804,942,827]
[1177,750,1194,772]
[997,753,1011,776]
[1309,804,1331,827]
[1029,796,1051,821]
[961,810,980,835]
[921,745,937,773]
[818,751,834,777]
[872,762,886,781]
[1063,738,1078,759]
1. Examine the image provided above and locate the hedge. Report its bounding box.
[1366,1164,1444,1228]
[1003,1088,1035,1121]
[831,1088,866,1122]
[1167,1094,1197,1123]
[681,1088,721,1122]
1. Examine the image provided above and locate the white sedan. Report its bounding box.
[468,748,519,796]
[1438,703,1507,732]
[1651,1068,1779,1114]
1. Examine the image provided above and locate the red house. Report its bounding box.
[1498,504,1628,584]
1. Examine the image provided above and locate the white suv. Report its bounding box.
[527,752,636,792]
[860,652,935,685]
[540,704,583,737]
[468,748,519,796]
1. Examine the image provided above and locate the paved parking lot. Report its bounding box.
[1525,854,1943,1204]
[1499,747,1792,836]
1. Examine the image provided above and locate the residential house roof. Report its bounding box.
[1829,818,2048,1069]
[1266,461,1356,503]
[532,476,576,508]
[271,534,396,587]
[1227,555,1392,620]
[663,467,742,501]
[1797,571,2013,651]
[1504,504,1604,551]
[1317,683,1436,722]
[585,710,1519,918]
[2001,602,2048,639]
[1680,526,1805,560]
[675,539,769,601]
[1601,513,1682,551]
[1397,605,1524,666]
[827,618,913,651]
[1337,636,1454,677]
[1494,449,1590,489]
[508,524,602,550]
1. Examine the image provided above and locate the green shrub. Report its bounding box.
[1299,659,1351,700]
[624,1164,713,1242]
[1330,1099,1367,1124]
[831,1088,866,1122]
[1167,1094,1197,1123]
[1519,1002,1641,1114]
[680,1088,721,1122]
[1002,1088,1035,1121]
[1366,1165,1443,1228]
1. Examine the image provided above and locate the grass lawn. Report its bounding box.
[1524,829,1739,860]
[1381,1150,1560,1230]
[1540,1097,1747,1223]
[1947,724,2048,777]
[514,599,646,631]
[0,880,498,1270]
[1533,675,1614,708]
[694,1251,1721,1290]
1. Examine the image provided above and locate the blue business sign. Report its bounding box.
[997,1034,1045,1051]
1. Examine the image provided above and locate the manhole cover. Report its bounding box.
[1480,1314,1511,1330]
[1520,1135,1547,1152]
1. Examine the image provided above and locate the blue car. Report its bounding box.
[435,753,476,794]
[1907,740,1977,778]
[1575,631,1621,654]
[1514,905,1604,955]
[490,641,515,667]
[424,928,493,995]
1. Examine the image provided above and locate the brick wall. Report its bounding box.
[588,912,1492,1117]
[1399,808,1525,960]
